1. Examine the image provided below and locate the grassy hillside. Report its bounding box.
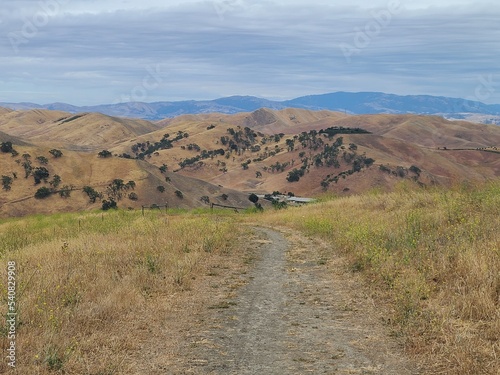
[0,209,246,374]
[0,183,498,373]
[0,110,161,150]
[0,143,251,217]
[114,110,500,196]
[258,182,500,374]
[1,107,500,217]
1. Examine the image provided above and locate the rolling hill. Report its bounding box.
[1,107,499,217]
[0,109,161,150]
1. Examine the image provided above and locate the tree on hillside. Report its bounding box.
[102,199,117,210]
[159,164,168,174]
[248,193,259,204]
[286,168,305,182]
[32,167,50,184]
[0,142,13,153]
[34,187,52,199]
[1,175,13,191]
[36,156,49,165]
[49,149,63,158]
[98,150,112,158]
[106,179,127,200]
[83,186,103,203]
[58,185,73,198]
[49,174,62,189]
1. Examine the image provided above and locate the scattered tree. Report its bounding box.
[157,186,165,193]
[34,187,52,199]
[1,175,13,191]
[49,149,63,158]
[175,190,183,199]
[58,185,73,198]
[0,142,13,153]
[98,150,112,158]
[286,168,305,182]
[102,199,117,210]
[32,167,50,184]
[50,174,61,189]
[248,193,259,204]
[159,164,168,174]
[36,156,49,165]
[128,192,138,201]
[83,186,103,203]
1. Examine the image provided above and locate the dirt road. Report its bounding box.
[175,226,418,374]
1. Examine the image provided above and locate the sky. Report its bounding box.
[0,0,499,106]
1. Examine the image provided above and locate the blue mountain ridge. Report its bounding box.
[2,92,500,121]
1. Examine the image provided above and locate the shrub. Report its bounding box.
[50,174,61,189]
[101,199,117,210]
[34,187,52,199]
[286,168,305,182]
[58,185,73,198]
[157,186,165,193]
[159,164,168,174]
[98,150,112,158]
[36,156,49,165]
[175,190,183,199]
[128,192,138,201]
[248,193,259,204]
[33,167,50,184]
[410,165,422,176]
[83,186,103,203]
[49,149,63,158]
[0,141,13,153]
[1,175,13,191]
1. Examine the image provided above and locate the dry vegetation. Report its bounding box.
[1,106,500,373]
[0,182,499,373]
[0,209,245,374]
[257,181,500,374]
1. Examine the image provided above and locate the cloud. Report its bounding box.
[0,0,499,105]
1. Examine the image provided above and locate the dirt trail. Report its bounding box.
[174,227,419,374]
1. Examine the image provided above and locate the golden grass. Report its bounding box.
[255,181,500,374]
[1,181,499,374]
[0,209,243,374]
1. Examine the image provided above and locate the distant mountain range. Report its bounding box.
[2,92,500,121]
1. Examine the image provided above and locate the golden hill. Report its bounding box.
[0,109,161,150]
[1,107,500,217]
[0,143,250,217]
[0,107,13,116]
[112,108,500,196]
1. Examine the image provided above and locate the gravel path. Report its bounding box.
[179,226,419,374]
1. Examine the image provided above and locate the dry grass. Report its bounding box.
[255,181,500,374]
[0,209,244,374]
[1,181,499,374]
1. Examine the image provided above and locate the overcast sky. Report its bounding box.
[0,0,499,105]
